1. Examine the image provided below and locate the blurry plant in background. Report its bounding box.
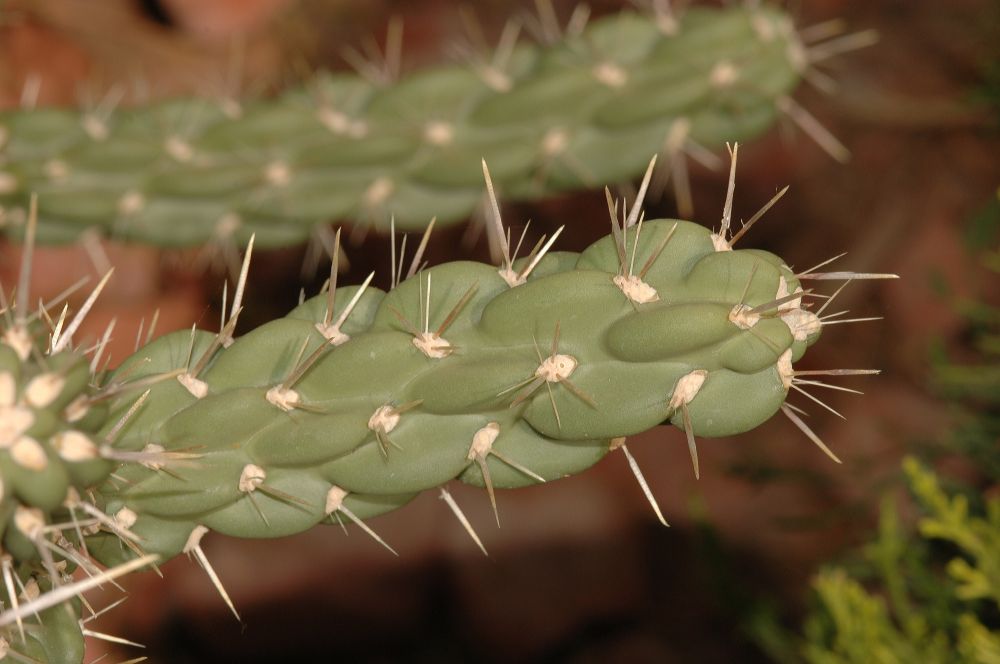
[804,457,1000,663]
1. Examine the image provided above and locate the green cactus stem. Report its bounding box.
[0,3,873,248]
[0,154,895,660]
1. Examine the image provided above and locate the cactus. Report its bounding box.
[0,2,870,248]
[0,152,895,660]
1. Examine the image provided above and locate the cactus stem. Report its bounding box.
[780,404,842,464]
[616,439,669,527]
[0,554,158,630]
[185,525,242,622]
[439,487,488,556]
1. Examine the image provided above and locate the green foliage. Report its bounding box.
[0,4,808,246]
[803,459,1000,664]
[936,189,1000,481]
[802,210,1000,663]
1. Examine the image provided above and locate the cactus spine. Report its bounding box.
[0,3,832,247]
[0,153,895,660]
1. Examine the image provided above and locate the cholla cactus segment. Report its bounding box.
[0,3,833,247]
[83,215,821,566]
[0,161,895,658]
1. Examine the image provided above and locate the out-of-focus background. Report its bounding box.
[1,0,998,661]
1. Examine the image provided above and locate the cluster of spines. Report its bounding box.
[0,2,875,250]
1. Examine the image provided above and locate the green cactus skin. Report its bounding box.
[0,4,810,247]
[74,215,821,566]
[0,192,895,660]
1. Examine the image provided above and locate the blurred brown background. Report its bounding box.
[1,0,998,661]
